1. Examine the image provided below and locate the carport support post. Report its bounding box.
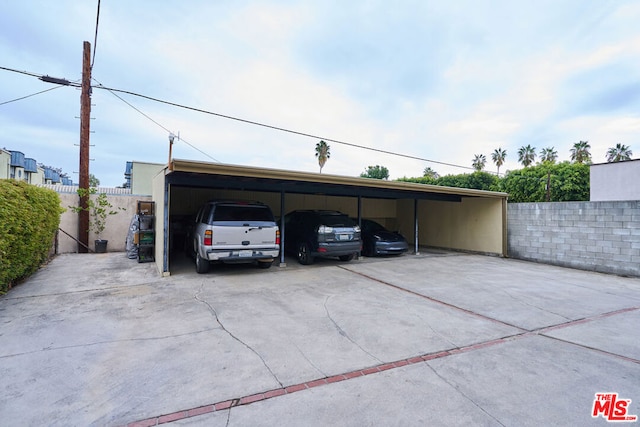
[357,195,362,259]
[413,199,420,255]
[279,190,286,267]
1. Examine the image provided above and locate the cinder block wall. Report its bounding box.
[508,201,640,277]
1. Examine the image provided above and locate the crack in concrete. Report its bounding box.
[323,296,382,364]
[425,362,507,427]
[0,282,160,300]
[0,327,219,359]
[294,343,326,377]
[194,283,284,388]
[498,287,572,322]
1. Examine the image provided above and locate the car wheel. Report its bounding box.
[195,253,210,274]
[297,243,314,265]
[258,259,273,269]
[339,254,354,262]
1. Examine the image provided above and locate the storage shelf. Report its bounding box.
[136,201,155,263]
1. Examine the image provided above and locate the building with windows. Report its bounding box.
[0,148,72,185]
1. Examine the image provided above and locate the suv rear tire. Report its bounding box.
[195,253,210,274]
[297,243,314,265]
[257,259,273,269]
[339,254,355,262]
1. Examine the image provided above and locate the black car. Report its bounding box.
[356,218,409,257]
[284,210,361,265]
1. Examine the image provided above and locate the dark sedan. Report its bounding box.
[356,218,409,257]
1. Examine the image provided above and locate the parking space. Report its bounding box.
[1,253,639,426]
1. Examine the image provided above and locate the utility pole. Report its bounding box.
[78,41,92,253]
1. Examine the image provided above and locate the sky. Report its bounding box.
[1,0,639,187]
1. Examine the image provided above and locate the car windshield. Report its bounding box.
[213,205,274,222]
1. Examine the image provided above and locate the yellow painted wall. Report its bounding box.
[397,197,504,255]
[131,162,164,195]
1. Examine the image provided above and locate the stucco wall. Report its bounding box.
[57,193,151,253]
[131,162,164,195]
[590,160,640,202]
[396,197,505,256]
[508,201,640,277]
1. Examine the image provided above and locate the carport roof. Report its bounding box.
[166,158,508,201]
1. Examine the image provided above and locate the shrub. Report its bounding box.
[398,171,500,191]
[0,180,63,293]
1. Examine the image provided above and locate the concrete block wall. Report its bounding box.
[508,201,640,277]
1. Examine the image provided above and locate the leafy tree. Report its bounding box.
[89,174,100,188]
[606,143,632,162]
[315,140,330,173]
[423,166,439,179]
[539,147,558,164]
[518,144,536,167]
[570,140,591,164]
[491,148,507,175]
[399,162,589,203]
[360,165,389,180]
[472,154,487,171]
[501,161,589,202]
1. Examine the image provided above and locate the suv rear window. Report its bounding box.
[318,214,356,227]
[211,205,275,222]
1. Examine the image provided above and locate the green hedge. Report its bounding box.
[0,180,63,293]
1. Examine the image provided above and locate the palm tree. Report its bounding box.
[423,166,439,179]
[315,140,330,173]
[539,147,558,164]
[472,154,486,171]
[518,144,536,167]
[606,143,632,162]
[570,140,591,164]
[491,148,507,175]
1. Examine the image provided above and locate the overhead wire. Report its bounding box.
[0,64,476,172]
[92,78,220,162]
[0,86,62,106]
[91,0,101,69]
[93,84,476,172]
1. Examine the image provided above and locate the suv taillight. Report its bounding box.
[318,225,334,234]
[276,229,281,245]
[204,230,212,246]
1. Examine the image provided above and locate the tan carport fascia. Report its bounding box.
[168,158,508,200]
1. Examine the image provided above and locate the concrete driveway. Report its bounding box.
[1,252,639,426]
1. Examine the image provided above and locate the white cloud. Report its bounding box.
[1,1,640,185]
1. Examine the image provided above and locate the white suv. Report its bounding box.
[189,201,280,273]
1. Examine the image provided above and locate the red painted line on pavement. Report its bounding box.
[121,339,512,427]
[534,306,640,334]
[338,266,527,331]
[122,306,640,426]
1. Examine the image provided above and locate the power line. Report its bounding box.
[0,64,475,172]
[91,0,101,69]
[93,84,476,172]
[92,78,220,162]
[0,86,62,106]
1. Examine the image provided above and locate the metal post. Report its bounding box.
[414,199,420,255]
[279,189,286,267]
[357,195,362,259]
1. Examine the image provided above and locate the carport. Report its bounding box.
[151,159,508,276]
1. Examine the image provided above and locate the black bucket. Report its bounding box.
[95,240,108,253]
